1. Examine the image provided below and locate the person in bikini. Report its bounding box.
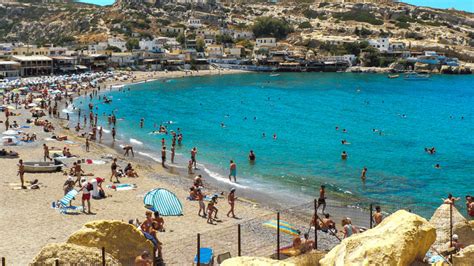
[227,188,237,218]
[317,185,327,214]
[373,206,383,226]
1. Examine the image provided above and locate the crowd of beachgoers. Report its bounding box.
[1,70,473,265]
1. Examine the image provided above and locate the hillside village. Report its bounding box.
[0,0,473,78]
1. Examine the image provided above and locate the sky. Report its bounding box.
[402,0,474,12]
[77,0,474,13]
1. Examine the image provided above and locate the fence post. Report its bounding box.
[197,233,201,266]
[314,199,318,250]
[237,224,241,256]
[55,258,59,266]
[369,203,373,229]
[449,203,453,262]
[152,247,156,266]
[277,212,280,260]
[1,257,5,266]
[102,247,105,266]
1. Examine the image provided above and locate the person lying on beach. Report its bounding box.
[125,163,139,178]
[188,187,197,200]
[301,233,315,253]
[134,251,152,266]
[0,149,18,157]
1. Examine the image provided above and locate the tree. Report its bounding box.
[176,33,185,45]
[125,38,139,51]
[299,21,312,29]
[106,46,122,52]
[252,17,292,40]
[215,34,234,45]
[196,38,205,52]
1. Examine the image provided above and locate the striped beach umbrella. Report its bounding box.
[143,188,183,216]
[263,219,300,236]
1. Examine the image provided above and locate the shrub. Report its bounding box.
[299,21,312,29]
[252,17,292,39]
[333,11,383,25]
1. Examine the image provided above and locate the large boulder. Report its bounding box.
[31,243,120,265]
[429,204,474,250]
[319,210,436,266]
[285,250,326,266]
[221,256,294,266]
[452,244,474,266]
[67,220,153,264]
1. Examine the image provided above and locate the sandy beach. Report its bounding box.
[0,69,284,265]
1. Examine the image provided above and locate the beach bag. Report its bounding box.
[99,189,106,199]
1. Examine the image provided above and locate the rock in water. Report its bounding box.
[67,220,154,264]
[222,256,294,266]
[31,243,120,265]
[452,244,474,266]
[319,210,436,266]
[429,204,474,250]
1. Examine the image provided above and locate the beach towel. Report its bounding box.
[59,206,83,214]
[60,189,78,207]
[106,183,137,191]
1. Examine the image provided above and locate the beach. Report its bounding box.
[0,69,284,265]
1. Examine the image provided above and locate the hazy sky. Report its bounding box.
[402,0,473,12]
[77,0,473,13]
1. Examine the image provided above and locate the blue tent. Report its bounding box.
[143,188,183,216]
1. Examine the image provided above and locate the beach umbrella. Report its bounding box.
[28,103,37,107]
[263,219,300,236]
[143,188,183,216]
[6,106,15,110]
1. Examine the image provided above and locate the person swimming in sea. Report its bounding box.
[361,167,367,181]
[341,151,348,160]
[273,133,277,140]
[249,150,256,162]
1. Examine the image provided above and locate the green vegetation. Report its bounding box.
[196,38,205,52]
[299,21,312,29]
[333,11,383,26]
[252,17,292,40]
[354,27,373,37]
[405,31,423,40]
[125,38,139,51]
[303,9,319,19]
[215,34,234,45]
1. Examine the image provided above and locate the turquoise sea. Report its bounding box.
[77,0,115,6]
[75,73,473,216]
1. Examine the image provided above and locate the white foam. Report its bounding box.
[62,108,74,114]
[130,138,143,145]
[138,151,162,162]
[202,167,248,189]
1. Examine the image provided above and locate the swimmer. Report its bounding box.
[335,126,339,131]
[361,167,367,181]
[249,150,256,162]
[262,133,266,138]
[342,129,347,133]
[273,133,277,140]
[220,122,225,128]
[341,151,348,160]
[434,164,441,169]
[140,118,144,128]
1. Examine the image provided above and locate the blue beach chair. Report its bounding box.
[193,247,214,266]
[59,189,78,207]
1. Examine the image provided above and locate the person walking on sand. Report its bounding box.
[317,185,327,214]
[18,159,26,189]
[110,158,120,183]
[361,167,367,181]
[161,146,167,168]
[85,137,90,152]
[111,127,116,141]
[191,147,198,169]
[196,187,206,218]
[43,144,52,161]
[171,144,175,164]
[227,188,237,218]
[229,160,237,182]
[99,126,103,141]
[74,160,84,187]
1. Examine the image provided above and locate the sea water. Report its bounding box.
[77,0,115,6]
[75,73,474,216]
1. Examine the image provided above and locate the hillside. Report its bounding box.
[0,0,473,59]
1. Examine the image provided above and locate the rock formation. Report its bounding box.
[452,244,474,266]
[67,220,154,264]
[429,204,474,251]
[319,210,436,266]
[31,243,120,265]
[222,256,295,266]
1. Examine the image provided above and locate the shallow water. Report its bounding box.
[77,0,115,6]
[75,73,474,216]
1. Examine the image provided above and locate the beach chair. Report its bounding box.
[59,189,78,207]
[193,247,214,266]
[216,252,231,265]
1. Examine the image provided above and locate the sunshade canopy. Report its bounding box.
[143,188,183,216]
[263,219,300,236]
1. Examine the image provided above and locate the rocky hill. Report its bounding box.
[0,0,472,59]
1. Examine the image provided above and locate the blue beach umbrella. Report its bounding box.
[143,188,183,216]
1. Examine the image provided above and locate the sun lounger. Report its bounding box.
[59,189,78,207]
[194,247,213,266]
[216,252,231,265]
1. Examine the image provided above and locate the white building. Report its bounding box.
[255,37,277,48]
[0,61,20,79]
[110,53,135,67]
[139,39,162,52]
[233,31,254,40]
[368,37,390,52]
[187,18,202,28]
[107,38,127,52]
